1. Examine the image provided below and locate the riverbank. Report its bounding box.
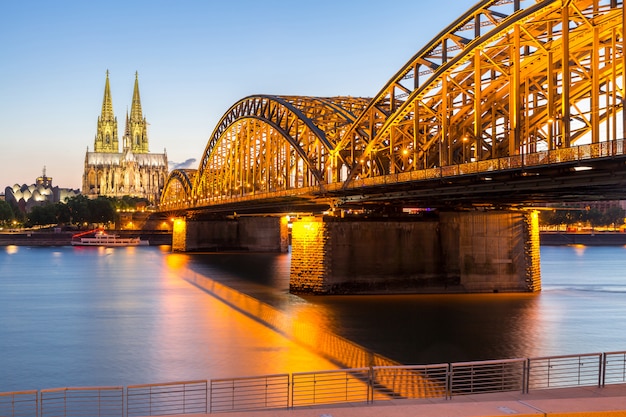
[540,231,626,245]
[0,230,172,246]
[1,231,623,247]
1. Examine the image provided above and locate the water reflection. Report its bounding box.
[2,245,626,392]
[572,244,587,257]
[182,267,398,370]
[184,253,549,364]
[0,247,341,392]
[185,247,626,364]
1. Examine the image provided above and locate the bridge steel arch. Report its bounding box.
[336,0,625,184]
[161,169,196,209]
[191,95,369,206]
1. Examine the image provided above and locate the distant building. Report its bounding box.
[4,169,80,212]
[82,71,168,204]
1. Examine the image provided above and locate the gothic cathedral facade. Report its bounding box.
[82,72,168,204]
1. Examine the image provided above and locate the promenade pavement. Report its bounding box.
[168,384,626,417]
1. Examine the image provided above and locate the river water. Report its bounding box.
[1,244,625,392]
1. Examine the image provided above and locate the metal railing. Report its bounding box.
[371,364,448,400]
[291,368,371,408]
[450,358,526,397]
[127,381,207,416]
[0,391,38,417]
[604,351,626,386]
[39,387,123,417]
[527,353,603,391]
[348,138,626,191]
[2,350,626,417]
[209,374,288,413]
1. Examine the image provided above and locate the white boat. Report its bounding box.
[71,230,149,247]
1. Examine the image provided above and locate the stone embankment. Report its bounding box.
[0,231,172,246]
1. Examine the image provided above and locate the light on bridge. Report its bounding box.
[172,218,186,235]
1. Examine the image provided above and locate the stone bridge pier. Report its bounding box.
[171,210,541,294]
[289,210,541,294]
[171,215,289,253]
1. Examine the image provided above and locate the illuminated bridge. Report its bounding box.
[160,0,626,295]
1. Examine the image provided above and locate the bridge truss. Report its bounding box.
[161,0,626,212]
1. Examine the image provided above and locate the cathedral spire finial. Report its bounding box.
[126,71,149,153]
[101,70,113,120]
[94,70,119,152]
[130,71,143,121]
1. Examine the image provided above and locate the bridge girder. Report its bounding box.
[337,0,625,185]
[160,0,626,212]
[190,95,368,206]
[161,169,196,209]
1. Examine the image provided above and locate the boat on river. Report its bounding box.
[71,230,149,247]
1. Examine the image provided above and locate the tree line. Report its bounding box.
[0,195,150,228]
[2,197,625,230]
[539,205,625,229]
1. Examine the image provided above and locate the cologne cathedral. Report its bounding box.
[82,72,168,204]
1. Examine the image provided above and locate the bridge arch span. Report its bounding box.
[193,95,369,205]
[337,0,625,182]
[160,168,196,209]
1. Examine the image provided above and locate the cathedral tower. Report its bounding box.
[94,71,119,153]
[83,71,168,204]
[123,72,149,153]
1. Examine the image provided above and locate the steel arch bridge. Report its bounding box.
[161,0,626,212]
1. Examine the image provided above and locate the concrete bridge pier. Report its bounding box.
[289,210,541,294]
[171,215,289,252]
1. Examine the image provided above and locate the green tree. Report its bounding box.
[66,195,91,225]
[88,197,115,224]
[55,201,71,224]
[27,203,58,226]
[583,208,604,228]
[603,206,625,229]
[0,200,13,224]
[111,196,149,211]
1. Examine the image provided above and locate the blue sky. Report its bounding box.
[0,0,478,190]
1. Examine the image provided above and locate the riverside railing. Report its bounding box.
[2,350,626,417]
[332,138,626,192]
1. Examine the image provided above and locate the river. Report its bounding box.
[0,244,625,392]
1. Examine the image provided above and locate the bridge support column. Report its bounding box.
[289,210,541,294]
[171,215,289,252]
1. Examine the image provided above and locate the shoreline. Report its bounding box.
[540,231,626,246]
[0,230,172,246]
[1,231,624,247]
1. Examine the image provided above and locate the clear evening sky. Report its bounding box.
[0,0,478,190]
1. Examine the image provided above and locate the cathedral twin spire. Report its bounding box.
[94,71,149,154]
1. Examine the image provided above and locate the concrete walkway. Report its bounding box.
[173,384,626,417]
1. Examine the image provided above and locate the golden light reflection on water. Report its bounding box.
[572,244,587,256]
[155,252,521,397]
[165,252,189,270]
[160,254,397,377]
[5,245,18,254]
[155,252,341,380]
